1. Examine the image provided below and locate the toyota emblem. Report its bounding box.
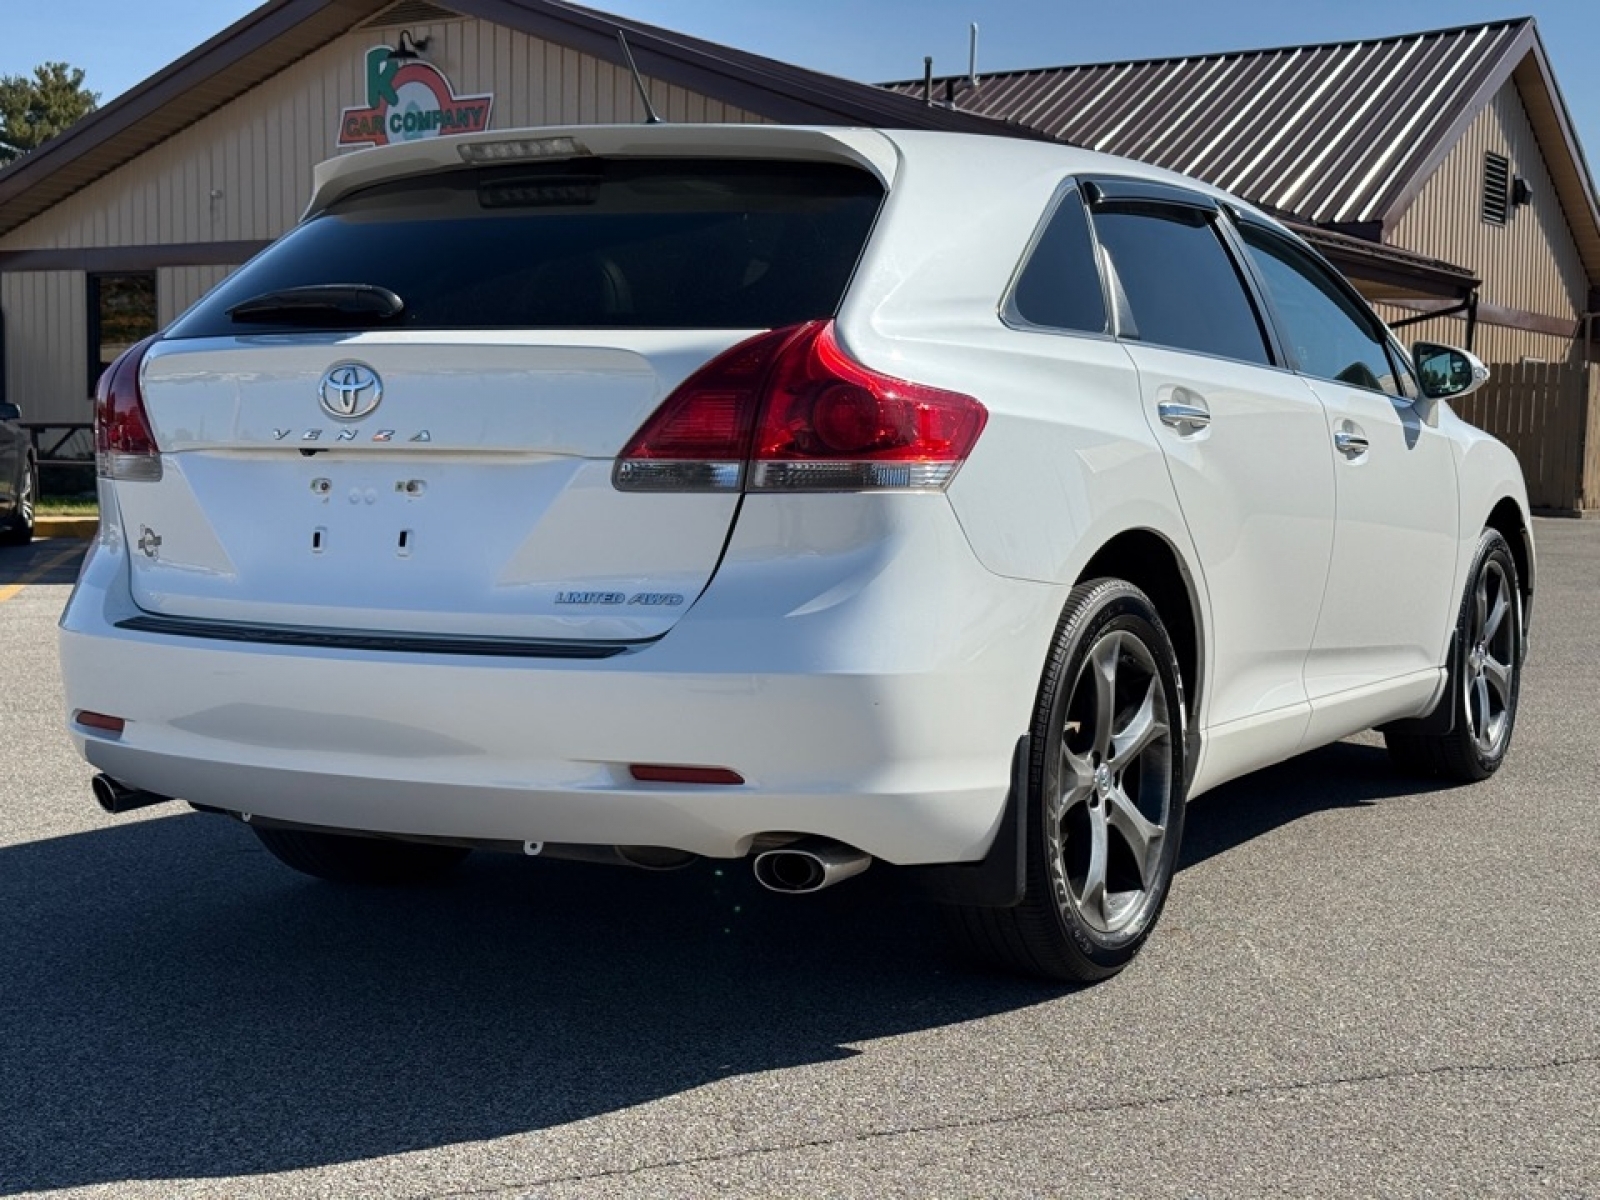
[318,362,383,420]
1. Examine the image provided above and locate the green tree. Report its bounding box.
[0,62,98,163]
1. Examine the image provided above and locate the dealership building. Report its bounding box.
[1,1,1597,509]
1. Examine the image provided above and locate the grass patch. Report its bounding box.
[38,495,99,517]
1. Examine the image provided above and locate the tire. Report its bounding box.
[252,825,469,885]
[1385,528,1523,782]
[947,579,1188,983]
[0,455,35,546]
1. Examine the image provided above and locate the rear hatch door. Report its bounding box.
[118,154,884,644]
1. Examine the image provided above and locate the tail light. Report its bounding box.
[614,321,985,492]
[94,335,163,482]
[612,326,801,492]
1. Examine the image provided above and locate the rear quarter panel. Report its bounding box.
[834,135,1203,604]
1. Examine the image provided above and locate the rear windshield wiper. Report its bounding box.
[228,284,405,326]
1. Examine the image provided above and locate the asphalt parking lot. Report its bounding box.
[1,520,1596,1199]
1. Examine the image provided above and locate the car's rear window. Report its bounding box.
[168,158,885,336]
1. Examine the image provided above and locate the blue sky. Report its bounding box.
[9,1,1600,174]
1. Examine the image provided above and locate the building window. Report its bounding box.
[1482,153,1510,225]
[88,272,157,392]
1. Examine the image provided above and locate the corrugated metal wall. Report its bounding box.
[1586,367,1600,509]
[1390,81,1588,322]
[1374,306,1574,367]
[1,271,87,426]
[1379,81,1596,510]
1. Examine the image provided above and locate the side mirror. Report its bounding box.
[0,401,21,422]
[1412,342,1489,401]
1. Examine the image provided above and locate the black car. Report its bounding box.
[0,400,36,545]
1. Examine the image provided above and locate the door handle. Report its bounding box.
[1158,399,1211,431]
[1334,428,1369,458]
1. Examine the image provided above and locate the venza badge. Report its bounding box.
[318,363,383,419]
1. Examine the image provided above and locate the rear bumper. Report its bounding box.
[61,493,1063,864]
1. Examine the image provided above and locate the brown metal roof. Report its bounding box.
[884,17,1600,281]
[885,21,1529,226]
[0,0,1027,242]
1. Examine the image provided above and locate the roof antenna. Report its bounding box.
[968,23,979,85]
[616,30,664,124]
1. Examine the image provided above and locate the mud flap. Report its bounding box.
[1379,631,1461,737]
[898,735,1029,908]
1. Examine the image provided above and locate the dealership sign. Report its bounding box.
[338,47,494,148]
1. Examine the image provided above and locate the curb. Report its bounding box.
[35,516,99,539]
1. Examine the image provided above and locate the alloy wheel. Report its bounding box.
[19,462,34,528]
[1049,629,1174,935]
[1465,557,1516,758]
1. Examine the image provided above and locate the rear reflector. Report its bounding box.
[629,764,745,785]
[74,711,127,736]
[614,320,985,493]
[94,334,163,482]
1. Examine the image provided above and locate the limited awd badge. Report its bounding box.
[318,362,383,420]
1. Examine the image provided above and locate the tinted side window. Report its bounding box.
[1092,207,1270,365]
[1009,189,1107,334]
[1239,226,1398,394]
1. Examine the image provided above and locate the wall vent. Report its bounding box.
[1482,152,1510,225]
[360,1,463,30]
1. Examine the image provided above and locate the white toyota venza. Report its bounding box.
[62,125,1533,981]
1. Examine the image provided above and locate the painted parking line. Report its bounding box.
[0,543,84,604]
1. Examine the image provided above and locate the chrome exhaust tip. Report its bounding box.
[753,839,871,894]
[91,774,175,815]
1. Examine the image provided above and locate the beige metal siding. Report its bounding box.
[1379,82,1597,511]
[1390,82,1589,322]
[1374,305,1574,366]
[1584,367,1600,509]
[1,271,88,426]
[0,18,766,254]
[157,265,237,326]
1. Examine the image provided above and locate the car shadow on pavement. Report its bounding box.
[1179,739,1454,871]
[0,739,1444,1193]
[0,810,1060,1193]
